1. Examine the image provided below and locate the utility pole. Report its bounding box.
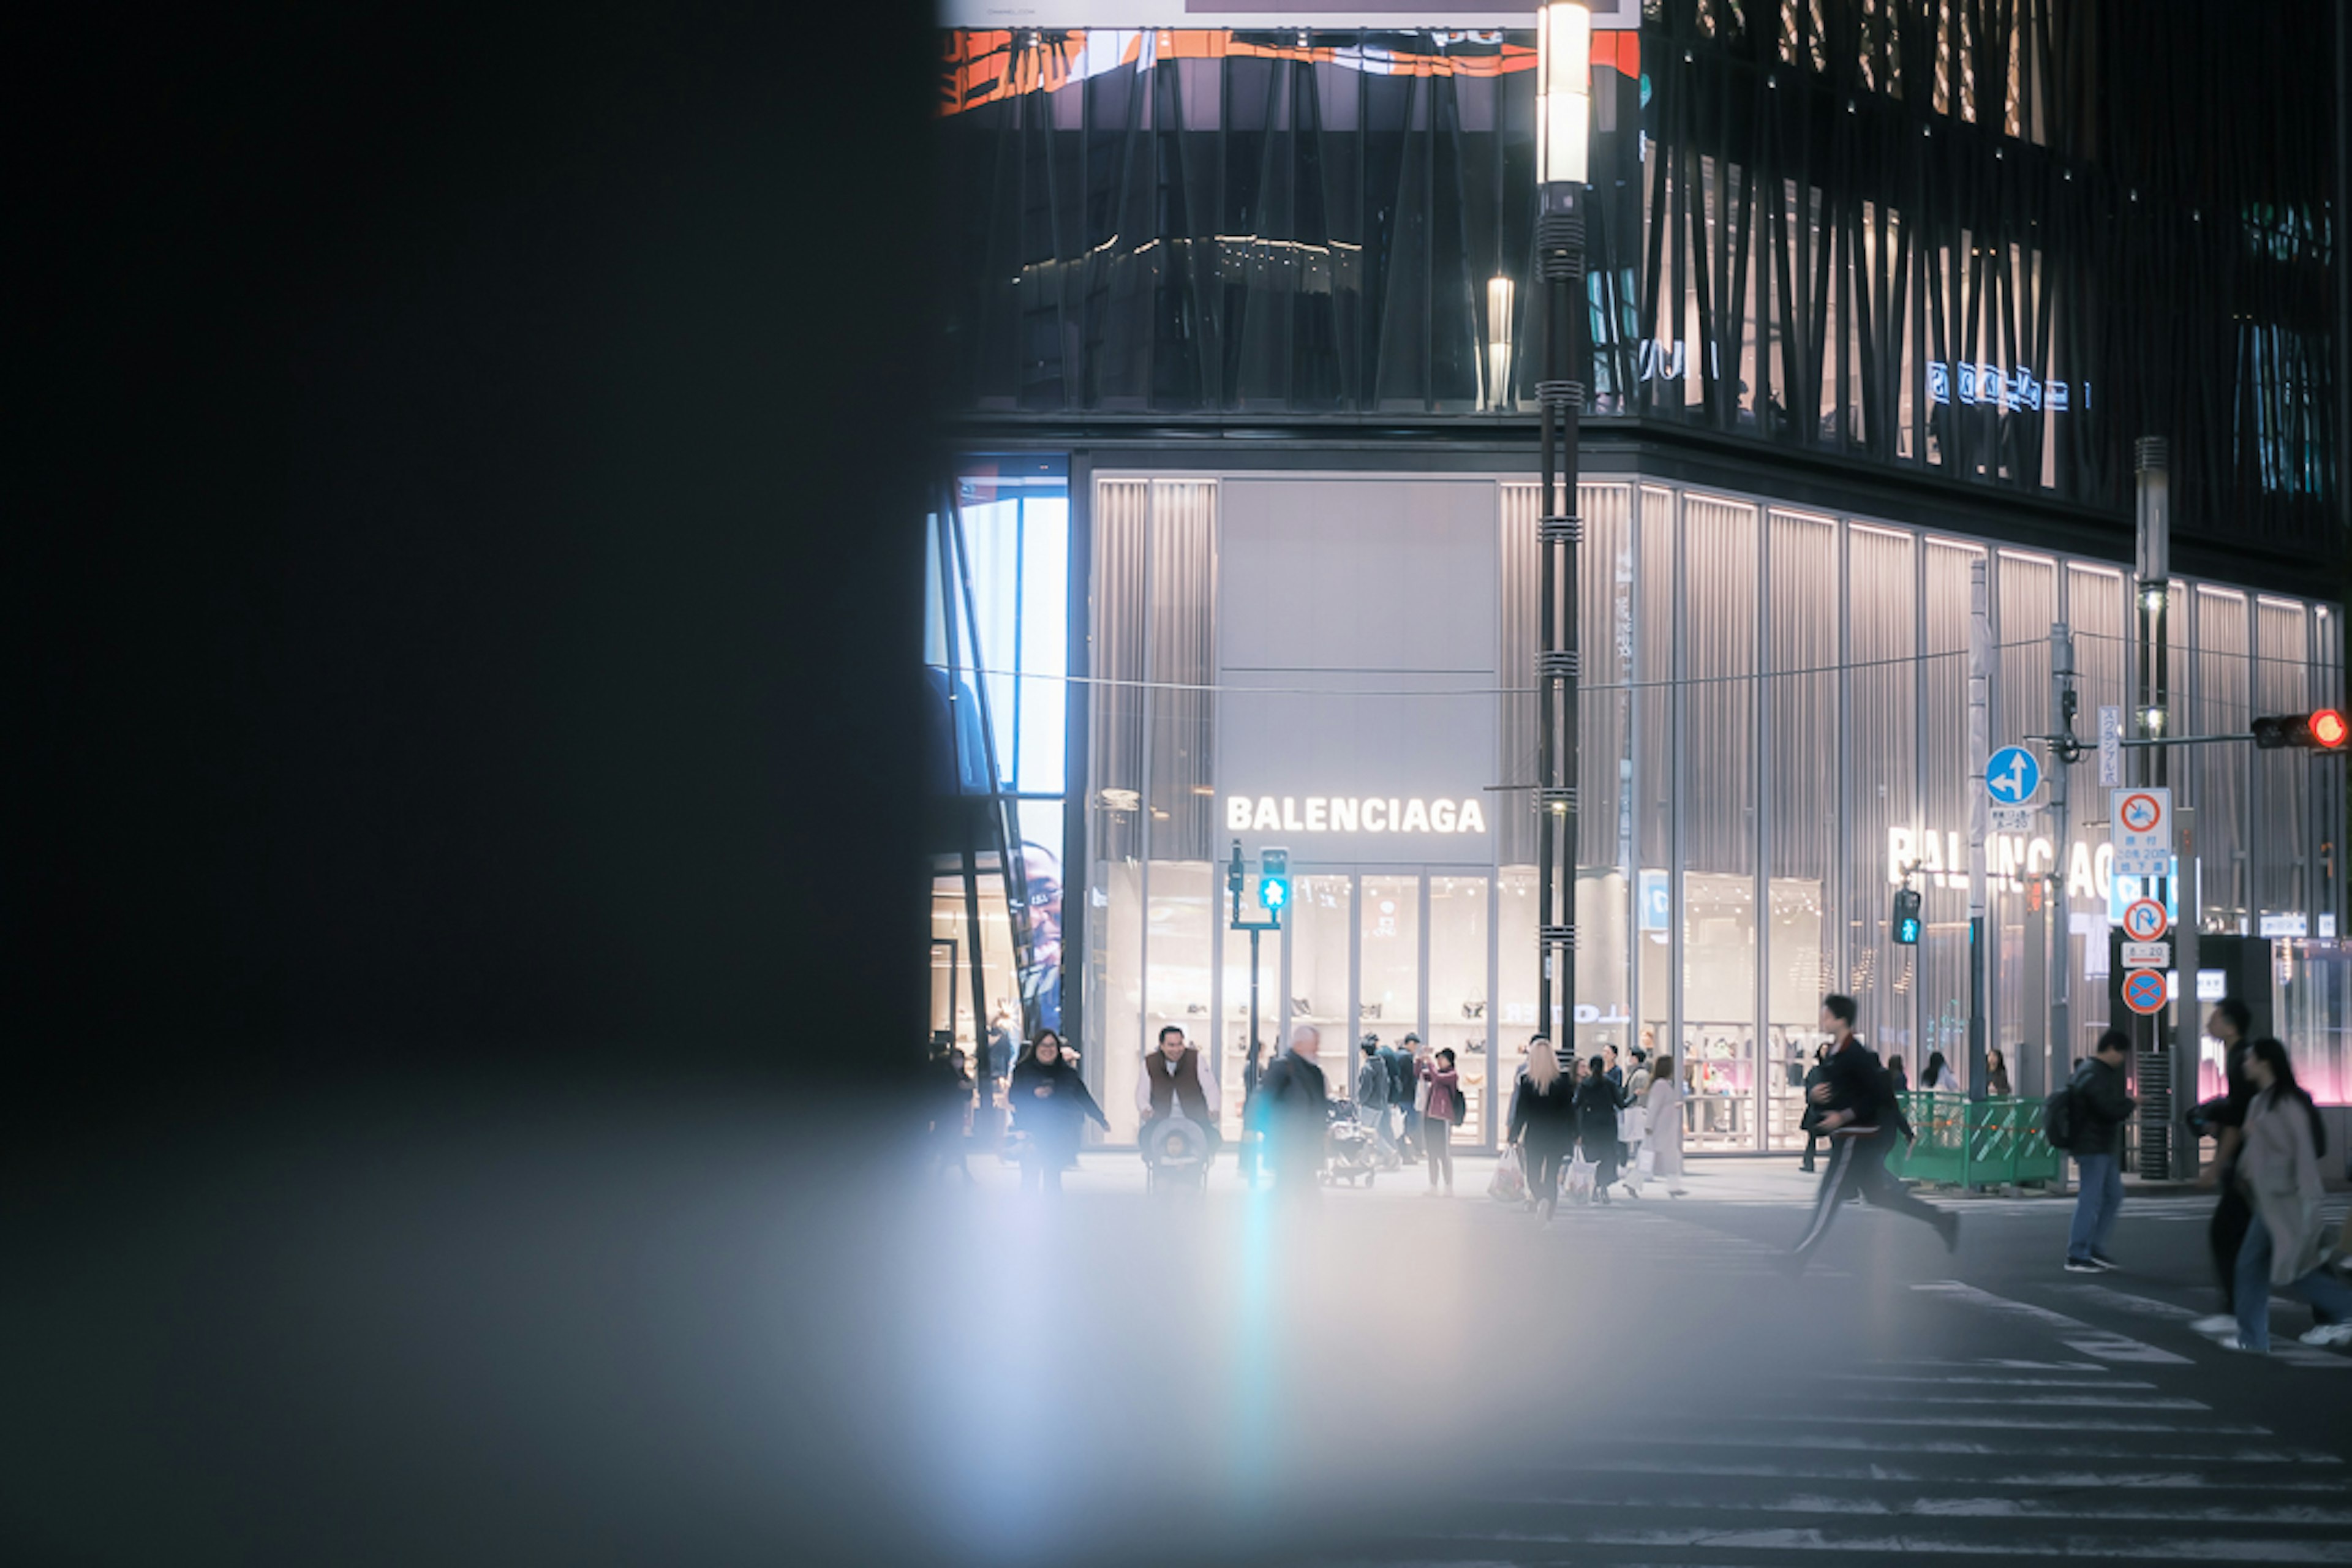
[2045,622,2077,1104]
[1534,2,1591,1052]
[1967,559,1991,1104]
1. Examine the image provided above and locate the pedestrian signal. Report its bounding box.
[1891,887,1922,946]
[2252,709,2350,750]
[1259,847,1291,913]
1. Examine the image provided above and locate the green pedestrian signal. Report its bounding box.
[1259,847,1290,913]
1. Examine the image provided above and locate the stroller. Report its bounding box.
[1322,1101,1382,1187]
[1140,1114,1213,1195]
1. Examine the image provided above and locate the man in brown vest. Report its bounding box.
[1136,1024,1221,1152]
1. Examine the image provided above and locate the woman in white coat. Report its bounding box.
[1638,1052,1687,1197]
[2228,1038,2352,1352]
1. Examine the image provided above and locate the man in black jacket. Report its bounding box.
[2191,997,2255,1332]
[1788,994,1960,1269]
[2065,1028,2138,1273]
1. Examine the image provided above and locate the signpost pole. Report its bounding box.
[2133,436,2174,1178]
[2174,807,2199,1180]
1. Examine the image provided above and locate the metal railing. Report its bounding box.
[1887,1092,2064,1190]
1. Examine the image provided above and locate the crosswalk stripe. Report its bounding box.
[1462,1492,2352,1525]
[1913,1280,2194,1363]
[1415,1526,2352,1560]
[1521,1459,2352,1491]
[1606,1432,2339,1461]
[2051,1281,2352,1368]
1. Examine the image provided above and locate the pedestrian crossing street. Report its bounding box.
[1314,1352,2352,1565]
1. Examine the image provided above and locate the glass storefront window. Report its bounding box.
[1287,874,1353,1072]
[1126,862,1214,1144]
[1682,496,1759,1149]
[1359,875,1420,1049]
[1428,876,1491,1143]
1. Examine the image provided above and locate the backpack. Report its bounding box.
[2041,1079,2081,1152]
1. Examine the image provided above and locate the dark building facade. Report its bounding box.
[932,3,2352,1147]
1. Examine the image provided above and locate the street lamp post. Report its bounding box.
[1534,1,1591,1056]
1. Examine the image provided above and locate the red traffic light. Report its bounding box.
[2313,709,2348,749]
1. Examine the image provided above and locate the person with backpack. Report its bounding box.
[2061,1028,2138,1273]
[2223,1038,2352,1352]
[1417,1046,1464,1196]
[1787,994,1959,1268]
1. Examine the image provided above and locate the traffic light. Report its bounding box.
[2251,709,2350,750]
[1259,847,1290,913]
[1891,886,1922,946]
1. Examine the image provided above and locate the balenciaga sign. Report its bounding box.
[1224,795,1489,835]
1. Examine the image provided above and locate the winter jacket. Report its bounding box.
[1258,1050,1329,1166]
[1355,1055,1391,1112]
[1009,1057,1108,1169]
[1572,1075,1627,1152]
[2067,1055,2136,1158]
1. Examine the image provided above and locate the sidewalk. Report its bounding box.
[954,1148,2344,1201]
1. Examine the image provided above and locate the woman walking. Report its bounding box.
[2226,1038,2352,1351]
[1508,1038,1578,1219]
[1643,1052,1687,1197]
[1573,1055,1628,1204]
[1419,1048,1463,1196]
[1920,1050,1954,1091]
[1985,1047,2012,1098]
[1009,1030,1109,1195]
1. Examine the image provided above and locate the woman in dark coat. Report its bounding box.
[1009,1030,1108,1193]
[1507,1038,1579,1219]
[1573,1055,1629,1205]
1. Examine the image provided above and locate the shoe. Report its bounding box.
[1668,1187,1687,1198]
[2190,1314,2239,1335]
[1937,1212,1962,1254]
[2299,1322,2352,1348]
[2089,1253,2121,1272]
[2064,1257,2101,1273]
[1800,1161,1815,1174]
[1623,1183,1643,1200]
[2220,1334,2264,1353]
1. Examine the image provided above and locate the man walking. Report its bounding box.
[1788,994,1959,1269]
[1257,1023,1330,1198]
[1354,1036,1395,1162]
[2064,1028,2137,1273]
[1392,1032,1425,1163]
[1136,1024,1221,1155]
[2193,998,2256,1333]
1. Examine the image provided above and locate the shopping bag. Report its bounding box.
[1618,1104,1648,1145]
[1413,1079,1432,1114]
[1566,1151,1597,1199]
[1488,1144,1528,1203]
[1634,1144,1656,1180]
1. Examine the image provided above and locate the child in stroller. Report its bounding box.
[1322,1099,1382,1187]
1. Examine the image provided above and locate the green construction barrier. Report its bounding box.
[1887,1093,2063,1189]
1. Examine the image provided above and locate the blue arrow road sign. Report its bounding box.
[1986,745,2041,805]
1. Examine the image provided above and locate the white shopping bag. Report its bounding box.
[1566,1151,1597,1198]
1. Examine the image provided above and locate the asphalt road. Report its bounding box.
[7,1100,2345,1567]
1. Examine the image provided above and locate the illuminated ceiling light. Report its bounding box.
[1536,1,1592,187]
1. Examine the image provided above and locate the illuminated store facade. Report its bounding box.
[933,6,2350,1139]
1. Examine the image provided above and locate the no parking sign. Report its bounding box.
[2121,969,2168,1016]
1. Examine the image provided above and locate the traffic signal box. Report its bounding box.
[1259,847,1290,913]
[2251,708,2350,750]
[1891,886,1923,946]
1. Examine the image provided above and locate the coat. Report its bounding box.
[1508,1072,1578,1148]
[2067,1055,2136,1158]
[1645,1077,1684,1177]
[2239,1086,2331,1286]
[1573,1076,1626,1153]
[1355,1054,1391,1112]
[1009,1057,1107,1169]
[1257,1049,1329,1168]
